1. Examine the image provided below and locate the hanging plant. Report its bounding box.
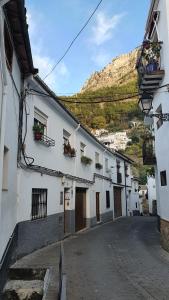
[95,163,103,170]
[81,155,92,165]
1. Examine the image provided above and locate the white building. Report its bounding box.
[147,176,157,215]
[0,0,38,289]
[97,131,131,151]
[127,177,140,216]
[137,0,169,251]
[0,0,138,288]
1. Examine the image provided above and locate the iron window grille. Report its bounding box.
[32,188,47,220]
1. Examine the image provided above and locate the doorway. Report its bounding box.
[75,188,86,232]
[114,187,122,218]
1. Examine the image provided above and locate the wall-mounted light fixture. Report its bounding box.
[139,92,169,121]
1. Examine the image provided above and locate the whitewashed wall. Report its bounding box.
[151,0,169,221]
[0,34,21,260]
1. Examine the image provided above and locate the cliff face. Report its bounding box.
[80,48,138,93]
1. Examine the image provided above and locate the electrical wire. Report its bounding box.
[43,0,103,80]
[28,89,139,104]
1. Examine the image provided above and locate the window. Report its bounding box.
[63,129,70,145]
[125,165,129,177]
[105,158,108,172]
[32,189,47,220]
[95,152,99,164]
[80,142,86,157]
[2,146,9,191]
[106,191,110,208]
[116,160,121,170]
[4,22,13,71]
[60,191,63,205]
[34,107,47,135]
[160,171,167,186]
[136,203,138,209]
[156,105,163,129]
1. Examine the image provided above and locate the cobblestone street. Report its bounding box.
[64,217,169,300]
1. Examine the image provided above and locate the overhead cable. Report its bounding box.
[43,0,103,80]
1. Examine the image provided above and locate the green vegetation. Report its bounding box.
[60,79,152,184]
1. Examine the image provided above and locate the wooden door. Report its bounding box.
[96,192,100,222]
[75,188,86,232]
[114,187,122,218]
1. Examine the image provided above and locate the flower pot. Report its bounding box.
[146,62,158,73]
[34,132,42,141]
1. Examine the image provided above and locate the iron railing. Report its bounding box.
[34,133,55,147]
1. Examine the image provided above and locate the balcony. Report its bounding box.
[34,132,55,147]
[136,41,164,93]
[142,136,156,165]
[117,172,122,184]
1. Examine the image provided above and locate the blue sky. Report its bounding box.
[26,0,150,95]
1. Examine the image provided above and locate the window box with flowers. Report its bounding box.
[95,163,103,170]
[63,142,76,157]
[81,155,92,165]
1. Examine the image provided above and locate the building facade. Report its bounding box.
[137,0,169,250]
[0,0,137,287]
[147,176,157,215]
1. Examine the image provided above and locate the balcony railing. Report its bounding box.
[136,41,164,92]
[117,172,122,184]
[34,133,55,147]
[142,136,156,165]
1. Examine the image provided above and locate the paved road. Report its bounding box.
[64,217,169,300]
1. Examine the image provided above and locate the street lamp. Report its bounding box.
[139,92,169,121]
[138,92,153,114]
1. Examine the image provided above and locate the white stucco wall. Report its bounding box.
[147,176,156,214]
[0,33,21,260]
[150,0,169,221]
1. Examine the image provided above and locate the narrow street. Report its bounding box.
[64,217,169,300]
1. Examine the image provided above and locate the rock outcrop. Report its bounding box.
[80,48,138,93]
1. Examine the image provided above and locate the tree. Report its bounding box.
[91,116,106,129]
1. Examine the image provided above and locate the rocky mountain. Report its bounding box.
[80,48,138,93]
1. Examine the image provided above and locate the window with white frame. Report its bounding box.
[34,107,47,135]
[95,152,99,164]
[80,142,86,157]
[2,146,9,191]
[63,129,71,145]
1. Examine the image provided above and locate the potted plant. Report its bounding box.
[64,142,71,155]
[81,155,92,165]
[70,148,76,157]
[33,123,44,141]
[95,162,103,170]
[142,41,161,72]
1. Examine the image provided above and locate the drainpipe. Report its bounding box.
[124,161,128,216]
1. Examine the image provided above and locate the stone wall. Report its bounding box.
[160,218,169,252]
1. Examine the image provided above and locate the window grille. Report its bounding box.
[32,189,47,220]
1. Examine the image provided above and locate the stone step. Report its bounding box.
[3,279,44,300]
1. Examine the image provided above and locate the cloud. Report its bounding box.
[91,12,126,45]
[26,10,69,91]
[92,51,111,67]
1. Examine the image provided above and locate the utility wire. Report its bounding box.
[43,0,103,80]
[28,89,139,104]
